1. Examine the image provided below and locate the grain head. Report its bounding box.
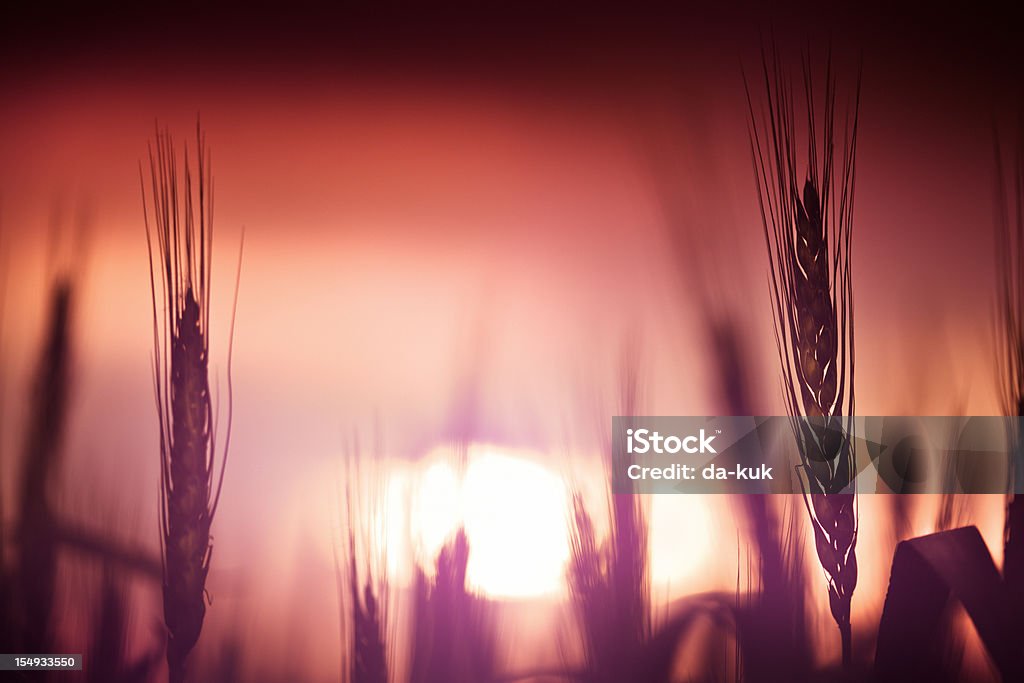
[746,46,860,666]
[142,124,234,683]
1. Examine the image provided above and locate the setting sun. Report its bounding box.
[392,445,570,598]
[4,8,1020,679]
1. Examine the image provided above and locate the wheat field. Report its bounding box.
[0,7,1022,682]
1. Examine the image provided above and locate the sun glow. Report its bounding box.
[317,444,716,603]
[462,451,570,597]
[387,445,570,599]
[410,460,462,559]
[649,495,713,587]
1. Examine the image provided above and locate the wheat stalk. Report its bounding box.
[338,439,391,683]
[142,125,236,683]
[408,527,498,683]
[15,277,72,653]
[0,226,6,570]
[566,342,651,681]
[343,530,389,683]
[746,47,860,666]
[994,116,1024,621]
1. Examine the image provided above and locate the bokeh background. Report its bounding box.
[1,4,1021,681]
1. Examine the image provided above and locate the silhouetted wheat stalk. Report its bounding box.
[0,232,8,652]
[409,527,498,683]
[994,116,1024,624]
[142,126,237,683]
[0,226,5,571]
[697,309,812,681]
[566,342,652,682]
[338,442,390,683]
[86,565,163,683]
[343,529,389,683]
[15,276,72,654]
[746,49,860,666]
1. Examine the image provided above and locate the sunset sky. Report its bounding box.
[1,4,1021,680]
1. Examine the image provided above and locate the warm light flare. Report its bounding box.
[376,445,570,598]
[462,450,570,597]
[649,495,713,586]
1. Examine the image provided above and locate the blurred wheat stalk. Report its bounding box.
[142,125,239,683]
[747,48,861,667]
[571,346,649,670]
[339,439,392,683]
[994,116,1024,627]
[15,275,72,654]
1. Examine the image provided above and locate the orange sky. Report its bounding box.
[0,16,1020,677]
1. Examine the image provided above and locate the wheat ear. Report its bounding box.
[142,125,234,683]
[746,48,860,666]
